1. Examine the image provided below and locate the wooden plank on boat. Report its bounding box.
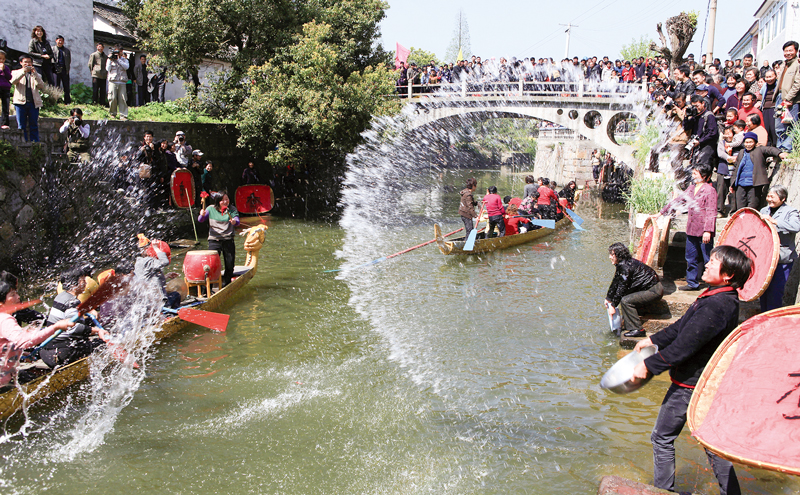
[434,217,573,255]
[688,306,800,475]
[634,216,659,268]
[0,225,269,422]
[717,207,780,302]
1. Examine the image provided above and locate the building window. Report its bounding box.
[781,4,786,30]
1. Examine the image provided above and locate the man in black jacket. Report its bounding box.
[604,242,663,338]
[667,65,696,100]
[632,245,752,495]
[684,94,719,170]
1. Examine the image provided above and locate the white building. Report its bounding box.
[729,0,799,66]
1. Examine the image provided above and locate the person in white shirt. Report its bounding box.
[59,108,90,163]
[105,47,130,120]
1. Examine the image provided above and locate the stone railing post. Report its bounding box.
[462,78,467,98]
[519,79,524,95]
[578,80,584,97]
[408,83,412,98]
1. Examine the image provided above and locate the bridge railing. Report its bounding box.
[395,79,647,100]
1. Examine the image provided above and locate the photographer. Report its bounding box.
[52,36,71,104]
[174,131,192,167]
[10,55,45,142]
[683,94,719,172]
[136,130,164,208]
[666,65,695,100]
[59,108,90,163]
[105,46,129,120]
[663,93,690,174]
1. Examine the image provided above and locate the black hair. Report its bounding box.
[690,94,706,105]
[733,119,747,129]
[676,65,691,77]
[70,108,83,117]
[525,175,535,184]
[747,113,761,126]
[0,271,18,290]
[710,245,753,289]
[695,164,713,181]
[0,281,11,303]
[542,178,550,186]
[487,186,498,194]
[608,242,632,261]
[60,267,84,292]
[783,41,799,51]
[144,130,154,137]
[503,195,512,204]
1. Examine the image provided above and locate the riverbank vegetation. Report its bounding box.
[121,0,400,212]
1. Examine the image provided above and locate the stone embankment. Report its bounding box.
[0,118,251,275]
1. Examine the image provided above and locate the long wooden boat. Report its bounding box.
[0,225,268,422]
[434,216,572,255]
[688,305,800,475]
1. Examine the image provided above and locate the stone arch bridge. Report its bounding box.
[401,82,653,166]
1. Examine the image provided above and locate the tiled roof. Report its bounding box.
[93,1,136,37]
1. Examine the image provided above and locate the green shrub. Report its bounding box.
[70,83,93,105]
[624,175,672,214]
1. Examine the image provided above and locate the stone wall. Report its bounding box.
[1,0,95,86]
[534,138,596,186]
[0,118,269,277]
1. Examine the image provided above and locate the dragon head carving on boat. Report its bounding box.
[241,224,268,266]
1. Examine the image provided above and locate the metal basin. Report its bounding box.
[600,345,658,394]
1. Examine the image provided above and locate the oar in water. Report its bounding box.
[511,216,556,229]
[322,227,465,273]
[464,202,486,251]
[564,206,583,225]
[162,307,229,332]
[0,299,42,314]
[561,207,585,231]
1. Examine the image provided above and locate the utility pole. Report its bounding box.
[705,0,717,66]
[560,23,577,58]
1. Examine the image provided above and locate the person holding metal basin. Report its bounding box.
[631,245,752,495]
[604,242,663,338]
[759,184,800,311]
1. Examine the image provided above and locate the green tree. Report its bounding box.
[444,9,471,63]
[619,35,657,61]
[408,47,439,67]
[238,22,400,210]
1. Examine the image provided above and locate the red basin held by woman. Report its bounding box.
[183,250,222,284]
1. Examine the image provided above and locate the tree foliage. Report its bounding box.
[408,47,439,67]
[444,9,472,63]
[620,36,657,62]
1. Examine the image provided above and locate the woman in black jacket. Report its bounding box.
[605,242,663,338]
[28,25,54,85]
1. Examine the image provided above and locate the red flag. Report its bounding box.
[395,43,410,70]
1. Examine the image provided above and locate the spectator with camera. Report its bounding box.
[11,55,45,142]
[52,36,71,104]
[683,94,719,172]
[174,131,192,167]
[666,65,695,100]
[28,26,54,85]
[87,43,108,106]
[105,47,129,120]
[59,108,90,163]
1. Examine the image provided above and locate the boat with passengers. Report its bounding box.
[0,225,268,421]
[433,215,573,255]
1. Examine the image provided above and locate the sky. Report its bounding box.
[379,0,758,63]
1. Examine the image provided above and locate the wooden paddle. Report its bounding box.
[322,227,465,273]
[560,207,585,231]
[512,217,556,229]
[162,306,229,332]
[0,299,42,314]
[77,273,130,313]
[464,202,486,251]
[564,206,584,226]
[186,188,199,243]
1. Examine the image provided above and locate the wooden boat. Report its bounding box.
[688,305,800,475]
[0,225,268,421]
[434,216,572,255]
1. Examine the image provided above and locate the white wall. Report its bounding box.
[0,0,95,85]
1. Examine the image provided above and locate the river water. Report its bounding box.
[1,170,796,494]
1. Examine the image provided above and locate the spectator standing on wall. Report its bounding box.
[775,40,800,152]
[28,26,54,85]
[105,47,129,120]
[134,54,149,107]
[174,131,192,167]
[59,108,90,163]
[149,66,166,103]
[189,150,204,205]
[241,161,260,185]
[52,35,71,104]
[11,55,45,142]
[0,50,11,130]
[88,43,108,106]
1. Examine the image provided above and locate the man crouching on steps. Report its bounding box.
[632,245,752,495]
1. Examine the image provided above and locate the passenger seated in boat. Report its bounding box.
[523,175,538,199]
[135,236,181,308]
[504,205,531,235]
[0,271,44,325]
[0,282,76,388]
[56,264,98,303]
[519,191,540,218]
[40,268,108,368]
[558,180,577,209]
[483,186,505,238]
[604,242,663,338]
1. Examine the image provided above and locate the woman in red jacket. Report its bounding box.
[483,186,505,237]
